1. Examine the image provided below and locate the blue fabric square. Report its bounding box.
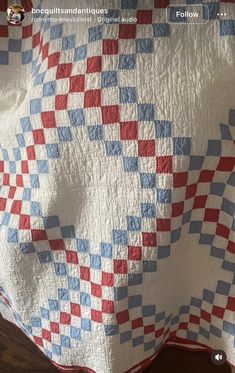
[112,230,128,245]
[46,144,60,158]
[44,215,60,229]
[0,51,8,65]
[173,137,191,155]
[202,289,214,304]
[76,239,89,252]
[123,157,138,172]
[30,175,40,188]
[127,216,141,231]
[133,336,144,347]
[128,274,142,285]
[220,124,232,140]
[54,263,67,276]
[31,317,42,327]
[120,87,137,103]
[30,98,41,114]
[2,213,10,225]
[189,156,204,170]
[80,292,91,307]
[206,140,221,156]
[141,203,156,218]
[71,326,81,340]
[229,109,235,126]
[62,35,75,50]
[31,201,42,216]
[153,23,170,37]
[20,243,35,254]
[23,188,31,201]
[34,72,45,85]
[61,225,75,238]
[88,125,103,141]
[171,227,181,243]
[220,20,235,36]
[158,245,171,259]
[38,251,52,263]
[140,173,156,188]
[52,344,61,355]
[74,44,87,61]
[49,299,60,311]
[50,24,63,39]
[105,10,119,23]
[120,331,132,343]
[22,50,32,64]
[169,7,187,23]
[37,160,49,173]
[9,161,16,173]
[61,335,71,348]
[105,141,122,156]
[121,0,137,8]
[2,149,9,160]
[58,127,72,142]
[81,318,91,331]
[128,295,142,308]
[101,242,113,258]
[216,281,230,295]
[68,277,80,291]
[16,134,25,147]
[156,188,171,203]
[101,71,117,88]
[138,104,154,121]
[20,117,32,132]
[8,228,18,243]
[119,54,136,69]
[203,2,219,20]
[58,288,69,301]
[9,39,22,52]
[142,305,156,317]
[90,254,101,269]
[43,81,56,96]
[223,321,235,335]
[136,39,154,53]
[143,261,157,272]
[104,325,119,335]
[68,109,85,126]
[89,26,102,42]
[13,148,21,160]
[155,120,171,137]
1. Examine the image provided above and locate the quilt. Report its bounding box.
[0,0,235,372]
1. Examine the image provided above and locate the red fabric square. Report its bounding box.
[32,32,40,48]
[0,0,7,11]
[216,223,230,239]
[179,322,188,330]
[91,283,102,298]
[16,175,23,187]
[172,202,184,217]
[193,195,207,209]
[0,25,8,37]
[48,52,60,69]
[154,0,170,8]
[0,198,7,211]
[120,121,138,140]
[42,329,51,342]
[66,251,78,264]
[102,272,114,287]
[11,200,22,214]
[102,105,119,124]
[56,63,72,79]
[42,42,49,60]
[31,229,47,241]
[189,315,200,324]
[60,312,71,325]
[142,232,157,247]
[132,318,143,329]
[41,111,56,128]
[19,215,30,230]
[114,259,128,274]
[22,24,32,38]
[128,246,142,260]
[33,336,43,347]
[0,160,4,172]
[3,174,9,186]
[27,146,36,160]
[138,140,155,157]
[80,266,90,281]
[137,10,152,24]
[86,56,102,73]
[84,89,101,108]
[8,187,16,199]
[102,300,115,314]
[157,156,172,173]
[199,170,214,182]
[50,322,59,334]
[227,241,235,254]
[119,24,136,39]
[212,306,225,319]
[33,129,45,144]
[157,218,171,231]
[70,75,85,93]
[226,297,235,311]
[21,0,33,12]
[70,303,81,317]
[49,239,65,251]
[204,208,220,222]
[91,309,103,323]
[173,172,188,187]
[155,327,164,338]
[200,310,211,323]
[144,324,155,334]
[116,310,129,324]
[103,39,118,55]
[185,183,197,199]
[55,95,68,110]
[21,161,29,174]
[217,157,235,171]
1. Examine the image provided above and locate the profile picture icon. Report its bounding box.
[7,4,25,25]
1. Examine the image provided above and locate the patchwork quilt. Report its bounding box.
[0,0,235,372]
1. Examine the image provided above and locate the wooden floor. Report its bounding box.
[0,315,231,373]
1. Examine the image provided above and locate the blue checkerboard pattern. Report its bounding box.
[0,1,235,372]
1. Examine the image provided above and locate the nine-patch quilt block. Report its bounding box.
[0,0,235,372]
